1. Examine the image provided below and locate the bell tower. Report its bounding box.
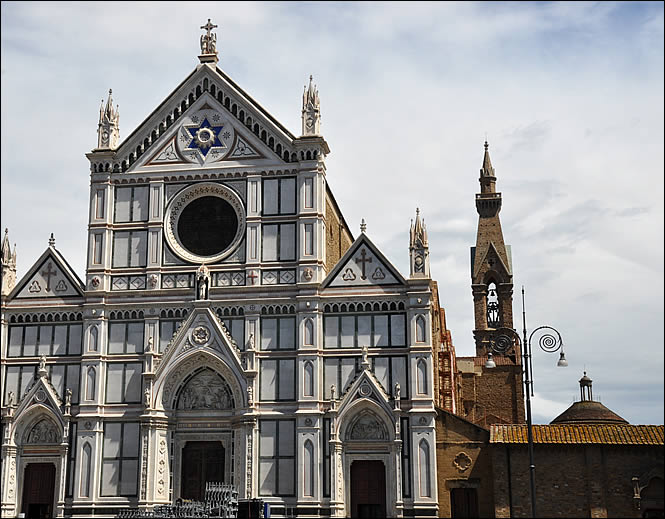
[470,141,515,357]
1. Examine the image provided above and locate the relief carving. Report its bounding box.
[26,419,59,444]
[347,413,387,440]
[176,368,234,410]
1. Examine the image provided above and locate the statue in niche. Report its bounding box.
[176,368,234,410]
[196,264,210,300]
[348,414,387,440]
[26,419,59,444]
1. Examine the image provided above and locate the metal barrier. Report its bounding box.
[116,483,239,518]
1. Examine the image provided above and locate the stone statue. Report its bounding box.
[146,336,154,353]
[144,386,151,407]
[395,382,401,401]
[39,355,47,372]
[7,391,15,406]
[330,384,336,401]
[196,264,210,300]
[65,388,72,406]
[200,19,218,55]
[247,385,253,406]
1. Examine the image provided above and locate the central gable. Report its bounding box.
[105,65,301,174]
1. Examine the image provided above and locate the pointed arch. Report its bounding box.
[303,439,314,497]
[417,359,428,395]
[80,442,92,497]
[415,315,426,343]
[303,361,314,397]
[88,325,98,352]
[304,318,314,346]
[86,366,96,401]
[419,439,432,497]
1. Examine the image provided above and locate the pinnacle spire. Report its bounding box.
[49,233,55,247]
[481,140,494,177]
[199,18,219,64]
[301,74,321,136]
[1,228,17,296]
[2,229,13,264]
[96,88,120,150]
[409,208,430,278]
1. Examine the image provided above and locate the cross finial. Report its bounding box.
[199,19,219,61]
[48,233,55,247]
[484,140,489,151]
[201,18,217,36]
[360,219,367,233]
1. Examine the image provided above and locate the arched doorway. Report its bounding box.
[21,463,55,519]
[350,460,386,518]
[181,441,225,501]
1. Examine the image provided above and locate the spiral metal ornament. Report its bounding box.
[529,325,563,353]
[490,327,520,354]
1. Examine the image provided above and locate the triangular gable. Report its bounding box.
[472,241,511,282]
[13,367,66,425]
[11,246,84,300]
[323,233,406,288]
[137,94,269,170]
[337,364,393,417]
[108,65,298,173]
[155,307,244,379]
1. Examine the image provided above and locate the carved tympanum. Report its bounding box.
[347,413,387,440]
[26,419,59,444]
[176,368,234,410]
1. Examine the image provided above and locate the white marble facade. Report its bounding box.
[1,25,438,519]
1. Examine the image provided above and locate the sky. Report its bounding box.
[1,1,663,425]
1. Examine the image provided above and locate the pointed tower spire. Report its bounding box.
[409,208,430,278]
[1,228,17,296]
[471,140,514,355]
[96,88,120,150]
[301,75,321,136]
[198,18,219,65]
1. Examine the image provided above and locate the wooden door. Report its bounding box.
[180,441,225,501]
[350,460,386,518]
[450,487,479,518]
[21,463,55,519]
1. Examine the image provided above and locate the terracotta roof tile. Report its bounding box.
[490,424,664,445]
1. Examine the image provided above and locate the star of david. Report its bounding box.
[185,117,225,157]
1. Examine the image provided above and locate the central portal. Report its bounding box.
[350,460,386,518]
[180,441,225,501]
[21,463,55,519]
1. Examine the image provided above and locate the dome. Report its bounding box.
[551,400,628,425]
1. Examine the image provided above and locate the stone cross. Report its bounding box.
[41,262,57,292]
[355,248,373,280]
[200,19,218,54]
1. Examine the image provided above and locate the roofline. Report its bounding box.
[325,183,353,241]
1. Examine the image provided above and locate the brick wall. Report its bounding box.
[492,443,663,518]
[435,409,494,518]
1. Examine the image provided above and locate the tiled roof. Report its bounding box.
[490,424,664,445]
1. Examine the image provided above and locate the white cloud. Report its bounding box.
[1,1,663,425]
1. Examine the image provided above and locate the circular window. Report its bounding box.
[164,183,245,264]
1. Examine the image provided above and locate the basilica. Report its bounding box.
[3,20,661,519]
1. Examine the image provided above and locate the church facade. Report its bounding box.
[1,22,442,519]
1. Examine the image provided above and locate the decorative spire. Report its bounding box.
[301,74,321,136]
[360,218,367,234]
[199,19,219,64]
[96,88,120,150]
[1,228,17,296]
[579,371,593,401]
[481,140,495,178]
[409,208,430,278]
[48,233,55,247]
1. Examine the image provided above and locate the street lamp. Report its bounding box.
[484,287,567,519]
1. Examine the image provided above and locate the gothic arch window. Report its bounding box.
[487,281,500,328]
[419,439,431,497]
[304,318,314,346]
[417,359,428,395]
[416,315,426,343]
[303,439,314,497]
[303,361,314,397]
[86,366,96,401]
[81,442,92,497]
[89,325,98,352]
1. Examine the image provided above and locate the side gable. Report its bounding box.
[10,246,84,301]
[322,233,406,289]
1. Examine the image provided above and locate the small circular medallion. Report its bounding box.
[192,326,211,345]
[359,383,372,397]
[35,389,46,403]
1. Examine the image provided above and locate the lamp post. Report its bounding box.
[484,287,567,518]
